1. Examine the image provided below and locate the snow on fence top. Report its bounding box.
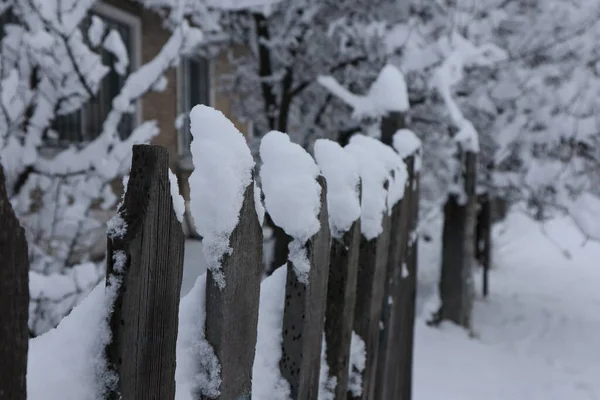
[259,131,321,284]
[344,136,390,241]
[393,128,422,171]
[188,105,255,290]
[349,134,408,213]
[317,64,409,119]
[314,139,361,238]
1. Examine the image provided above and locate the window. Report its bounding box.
[178,56,211,161]
[50,3,140,146]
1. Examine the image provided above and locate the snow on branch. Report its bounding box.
[189,105,255,290]
[259,131,321,284]
[313,139,361,239]
[34,19,203,178]
[433,32,507,153]
[318,64,409,119]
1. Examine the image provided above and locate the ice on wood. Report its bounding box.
[188,105,255,290]
[344,137,389,240]
[259,131,322,284]
[317,64,409,119]
[314,139,361,238]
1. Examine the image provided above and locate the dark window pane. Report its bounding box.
[51,10,135,145]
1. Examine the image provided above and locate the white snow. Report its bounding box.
[259,131,322,284]
[175,273,221,399]
[414,211,600,400]
[344,137,389,240]
[188,105,255,290]
[313,139,361,238]
[27,282,113,400]
[392,129,421,158]
[102,29,129,75]
[348,331,366,397]
[252,266,291,400]
[319,336,337,400]
[349,135,408,212]
[317,64,409,119]
[168,168,185,223]
[87,15,105,47]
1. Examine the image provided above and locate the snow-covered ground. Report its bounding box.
[414,212,600,400]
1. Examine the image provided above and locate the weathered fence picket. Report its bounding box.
[352,205,392,400]
[280,176,332,400]
[323,200,361,399]
[203,178,263,400]
[105,145,185,400]
[0,164,29,400]
[376,155,415,400]
[396,159,420,400]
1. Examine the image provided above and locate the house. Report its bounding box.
[94,0,248,191]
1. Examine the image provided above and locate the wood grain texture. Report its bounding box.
[203,180,263,400]
[105,145,185,400]
[280,176,331,400]
[438,151,477,328]
[0,164,29,400]
[324,216,361,400]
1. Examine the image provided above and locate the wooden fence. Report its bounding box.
[1,131,421,399]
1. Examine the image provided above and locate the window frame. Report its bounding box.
[91,1,143,130]
[176,55,215,168]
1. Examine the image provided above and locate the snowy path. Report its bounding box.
[414,213,600,400]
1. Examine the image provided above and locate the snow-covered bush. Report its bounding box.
[0,0,203,335]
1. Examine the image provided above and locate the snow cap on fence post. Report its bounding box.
[188,105,255,289]
[259,131,322,284]
[344,137,389,241]
[314,139,361,239]
[393,128,422,171]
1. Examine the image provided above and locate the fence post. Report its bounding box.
[437,150,477,328]
[351,193,392,400]
[398,161,420,400]
[105,145,185,400]
[203,177,263,400]
[0,164,29,400]
[376,155,415,400]
[280,176,331,400]
[476,193,492,297]
[324,184,361,400]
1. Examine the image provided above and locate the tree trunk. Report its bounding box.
[435,151,477,329]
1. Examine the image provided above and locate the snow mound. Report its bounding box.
[314,139,361,238]
[188,105,255,290]
[344,137,389,240]
[175,273,221,399]
[252,266,291,400]
[259,131,321,284]
[393,128,422,171]
[349,134,407,213]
